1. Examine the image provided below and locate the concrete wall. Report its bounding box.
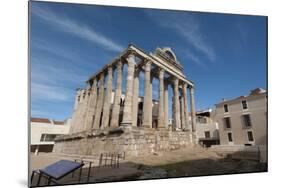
[215,93,267,146]
[31,120,71,145]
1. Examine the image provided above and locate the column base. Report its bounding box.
[182,128,191,132]
[120,122,133,132]
[142,124,152,129]
[157,127,168,132]
[175,128,182,131]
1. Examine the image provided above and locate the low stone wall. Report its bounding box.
[53,127,195,156]
[210,145,267,163]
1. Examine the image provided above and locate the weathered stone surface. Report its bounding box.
[173,78,181,130]
[190,87,196,132]
[164,83,169,128]
[182,83,190,131]
[158,68,165,128]
[93,73,105,129]
[110,61,123,128]
[142,61,152,128]
[132,71,139,127]
[53,128,195,157]
[101,66,113,129]
[84,79,98,131]
[57,45,198,157]
[121,54,136,127]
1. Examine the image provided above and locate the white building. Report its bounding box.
[196,109,220,147]
[30,117,71,154]
[211,88,267,162]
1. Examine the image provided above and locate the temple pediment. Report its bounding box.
[153,47,183,73]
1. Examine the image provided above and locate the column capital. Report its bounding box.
[92,77,97,83]
[190,86,194,94]
[90,78,97,89]
[107,65,113,73]
[173,77,179,85]
[158,68,165,78]
[126,54,136,66]
[99,72,104,79]
[144,58,152,65]
[116,60,123,69]
[144,60,152,72]
[127,49,137,56]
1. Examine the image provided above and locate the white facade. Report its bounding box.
[215,88,267,146]
[195,109,220,147]
[30,118,71,154]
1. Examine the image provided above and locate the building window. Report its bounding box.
[197,116,207,124]
[224,117,231,129]
[227,132,233,142]
[40,134,62,142]
[138,102,143,110]
[204,131,210,138]
[247,131,254,142]
[242,100,248,110]
[243,114,252,127]
[224,104,229,113]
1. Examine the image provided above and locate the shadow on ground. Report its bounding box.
[30,157,267,187]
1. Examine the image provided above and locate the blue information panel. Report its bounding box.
[40,160,84,179]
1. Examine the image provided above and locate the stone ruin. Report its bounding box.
[54,44,198,156]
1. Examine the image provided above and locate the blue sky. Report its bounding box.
[30,1,267,121]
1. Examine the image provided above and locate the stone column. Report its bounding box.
[84,78,98,131]
[132,70,139,127]
[190,86,196,132]
[164,82,169,129]
[75,90,84,133]
[142,60,152,128]
[76,89,87,132]
[73,90,80,110]
[157,68,165,129]
[173,78,181,130]
[121,53,136,127]
[101,66,113,129]
[110,61,123,128]
[93,73,105,129]
[182,83,190,131]
[69,90,81,134]
[180,94,186,130]
[81,88,91,131]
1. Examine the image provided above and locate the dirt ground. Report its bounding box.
[124,145,267,179]
[29,145,267,186]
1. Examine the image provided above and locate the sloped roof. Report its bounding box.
[31,117,51,123]
[216,88,267,106]
[53,120,64,125]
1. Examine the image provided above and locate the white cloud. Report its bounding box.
[31,57,87,86]
[184,49,208,70]
[31,5,124,52]
[31,109,50,117]
[31,82,72,102]
[146,11,216,62]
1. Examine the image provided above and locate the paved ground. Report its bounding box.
[30,146,267,186]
